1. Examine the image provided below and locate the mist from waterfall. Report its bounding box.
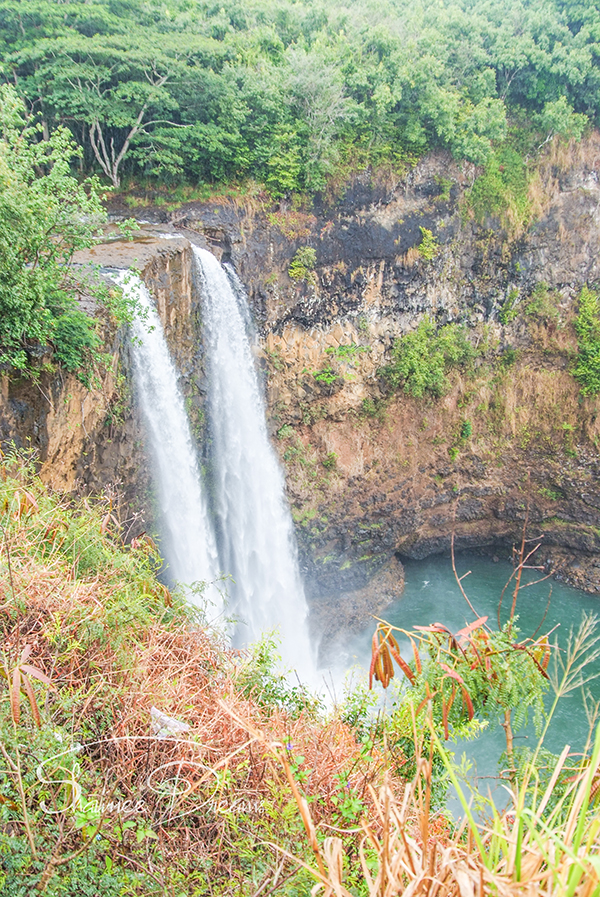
[193,247,314,678]
[117,271,221,609]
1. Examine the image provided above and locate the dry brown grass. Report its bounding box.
[2,541,386,814]
[0,463,401,893]
[399,246,421,268]
[544,132,600,176]
[529,131,600,226]
[292,717,600,897]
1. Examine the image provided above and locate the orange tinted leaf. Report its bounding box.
[409,637,422,674]
[447,683,456,716]
[381,644,394,688]
[387,633,400,652]
[441,696,449,740]
[369,632,378,690]
[466,638,485,669]
[388,642,415,683]
[439,663,465,685]
[374,650,385,685]
[22,489,39,514]
[21,674,41,728]
[416,695,430,716]
[456,616,488,638]
[20,664,55,689]
[0,793,19,811]
[525,649,551,680]
[158,583,173,607]
[11,668,21,725]
[16,489,38,518]
[131,532,158,554]
[460,685,475,720]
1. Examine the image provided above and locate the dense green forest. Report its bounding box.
[1,0,600,374]
[0,0,597,195]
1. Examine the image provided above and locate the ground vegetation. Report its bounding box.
[2,450,600,895]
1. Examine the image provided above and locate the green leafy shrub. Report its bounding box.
[417,227,440,261]
[435,176,453,202]
[499,288,520,324]
[312,365,338,385]
[322,451,337,470]
[468,145,530,229]
[51,309,103,373]
[573,286,600,396]
[361,397,387,421]
[0,86,115,381]
[381,317,475,398]
[236,635,322,718]
[288,246,317,283]
[325,343,368,360]
[500,346,518,367]
[525,282,561,325]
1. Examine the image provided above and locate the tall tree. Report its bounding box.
[11,34,193,186]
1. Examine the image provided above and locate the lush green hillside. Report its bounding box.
[0,0,596,194]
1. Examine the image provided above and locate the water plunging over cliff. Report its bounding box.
[117,271,220,602]
[193,247,314,677]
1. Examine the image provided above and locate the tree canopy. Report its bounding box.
[0,0,597,194]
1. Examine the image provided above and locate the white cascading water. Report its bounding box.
[116,271,221,608]
[193,247,315,679]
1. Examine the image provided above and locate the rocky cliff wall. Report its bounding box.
[149,137,600,627]
[4,137,600,634]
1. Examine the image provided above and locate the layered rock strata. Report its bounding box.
[3,137,600,633]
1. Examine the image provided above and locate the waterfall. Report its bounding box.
[193,247,314,677]
[116,271,220,607]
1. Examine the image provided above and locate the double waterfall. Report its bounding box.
[119,250,313,677]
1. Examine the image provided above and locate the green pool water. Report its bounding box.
[346,553,600,806]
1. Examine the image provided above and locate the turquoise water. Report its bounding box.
[345,553,600,806]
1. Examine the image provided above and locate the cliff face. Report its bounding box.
[4,136,600,632]
[160,137,600,624]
